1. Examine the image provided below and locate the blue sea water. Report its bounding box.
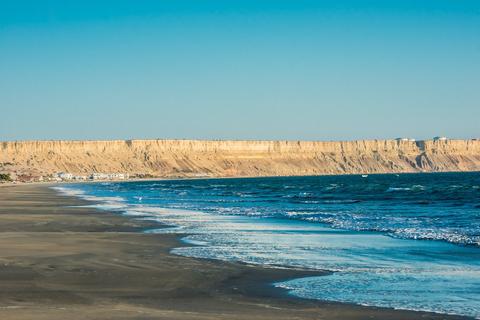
[54,172,480,318]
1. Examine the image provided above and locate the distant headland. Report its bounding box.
[1,138,479,183]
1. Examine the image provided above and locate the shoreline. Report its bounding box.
[0,183,472,319]
[3,139,480,182]
[3,169,480,188]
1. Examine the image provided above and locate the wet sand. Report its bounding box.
[0,183,471,319]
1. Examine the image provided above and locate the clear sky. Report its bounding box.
[1,0,479,141]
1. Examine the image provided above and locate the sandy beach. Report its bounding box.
[0,183,471,320]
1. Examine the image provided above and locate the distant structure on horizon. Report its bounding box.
[395,138,416,142]
[395,137,450,142]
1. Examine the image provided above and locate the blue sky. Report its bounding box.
[1,1,479,141]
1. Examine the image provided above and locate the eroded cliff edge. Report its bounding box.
[1,139,480,180]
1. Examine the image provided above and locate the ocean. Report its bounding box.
[54,172,480,318]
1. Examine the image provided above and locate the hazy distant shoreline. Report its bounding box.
[1,138,480,183]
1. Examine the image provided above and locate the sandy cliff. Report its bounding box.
[1,139,480,180]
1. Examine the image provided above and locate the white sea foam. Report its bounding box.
[51,186,86,197]
[51,186,126,210]
[386,187,411,192]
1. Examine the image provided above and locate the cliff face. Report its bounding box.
[1,139,480,179]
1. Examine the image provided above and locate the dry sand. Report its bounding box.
[0,183,471,319]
